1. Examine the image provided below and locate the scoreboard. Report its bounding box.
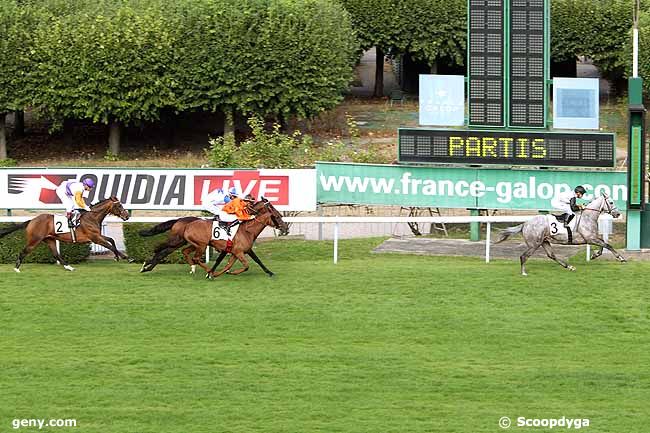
[398,128,615,167]
[468,0,549,128]
[468,0,505,127]
[508,0,548,127]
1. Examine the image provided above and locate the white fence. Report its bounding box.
[0,215,607,263]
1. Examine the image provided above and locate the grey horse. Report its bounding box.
[494,194,626,276]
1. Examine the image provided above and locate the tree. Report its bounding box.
[27,0,177,155]
[171,0,357,121]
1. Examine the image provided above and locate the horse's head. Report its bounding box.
[92,196,130,221]
[249,197,289,236]
[601,193,621,218]
[586,193,621,218]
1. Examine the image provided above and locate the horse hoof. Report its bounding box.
[64,265,75,272]
[13,268,21,273]
[568,265,576,271]
[205,273,212,280]
[56,260,61,265]
[267,273,274,278]
[127,258,135,263]
[521,272,528,277]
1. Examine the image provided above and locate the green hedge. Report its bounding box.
[123,223,204,264]
[0,223,90,264]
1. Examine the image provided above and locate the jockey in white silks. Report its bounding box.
[551,185,586,227]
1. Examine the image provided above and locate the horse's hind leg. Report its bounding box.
[520,244,541,276]
[541,241,575,271]
[182,246,197,274]
[141,237,186,273]
[45,239,75,271]
[14,239,42,273]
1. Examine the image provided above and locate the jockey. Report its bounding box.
[202,187,238,221]
[55,178,95,227]
[551,185,586,228]
[220,193,255,235]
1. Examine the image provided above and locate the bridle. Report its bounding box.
[246,201,283,230]
[581,194,614,215]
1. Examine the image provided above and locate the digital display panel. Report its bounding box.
[468,0,505,127]
[398,128,615,167]
[508,0,547,128]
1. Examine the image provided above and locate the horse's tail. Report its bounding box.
[139,219,179,237]
[0,221,29,239]
[493,224,523,244]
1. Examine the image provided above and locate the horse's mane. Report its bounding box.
[91,197,118,208]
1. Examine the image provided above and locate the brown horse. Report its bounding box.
[0,197,131,272]
[140,198,289,277]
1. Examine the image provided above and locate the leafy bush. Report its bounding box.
[0,158,17,167]
[206,114,391,167]
[123,223,201,264]
[206,116,312,168]
[0,223,90,264]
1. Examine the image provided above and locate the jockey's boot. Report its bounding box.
[226,220,241,236]
[212,215,221,222]
[564,213,574,229]
[66,212,74,228]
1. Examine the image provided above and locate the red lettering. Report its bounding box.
[194,171,289,205]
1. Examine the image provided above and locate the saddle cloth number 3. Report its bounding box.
[547,216,568,237]
[53,215,71,234]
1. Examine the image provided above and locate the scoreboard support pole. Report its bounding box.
[627,77,647,250]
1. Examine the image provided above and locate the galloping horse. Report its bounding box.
[140,198,289,277]
[494,194,626,276]
[0,197,131,272]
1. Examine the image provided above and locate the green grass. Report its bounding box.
[2,238,649,433]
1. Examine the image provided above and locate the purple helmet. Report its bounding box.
[83,178,95,188]
[228,187,238,196]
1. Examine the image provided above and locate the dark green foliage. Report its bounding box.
[20,0,357,127]
[631,11,650,94]
[123,223,199,264]
[552,0,633,81]
[340,0,466,67]
[27,0,176,126]
[0,223,90,263]
[170,0,357,118]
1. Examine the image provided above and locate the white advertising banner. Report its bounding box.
[0,168,317,211]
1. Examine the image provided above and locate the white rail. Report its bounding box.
[0,215,538,263]
[3,215,606,264]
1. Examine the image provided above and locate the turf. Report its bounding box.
[1,238,649,433]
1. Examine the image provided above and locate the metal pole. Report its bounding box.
[485,222,491,263]
[333,222,339,264]
[634,28,639,78]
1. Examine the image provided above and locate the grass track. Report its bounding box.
[1,238,649,433]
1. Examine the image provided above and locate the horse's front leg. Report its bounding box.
[90,235,127,261]
[206,250,228,279]
[588,238,627,262]
[541,241,575,271]
[590,245,604,261]
[210,255,238,278]
[227,252,250,275]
